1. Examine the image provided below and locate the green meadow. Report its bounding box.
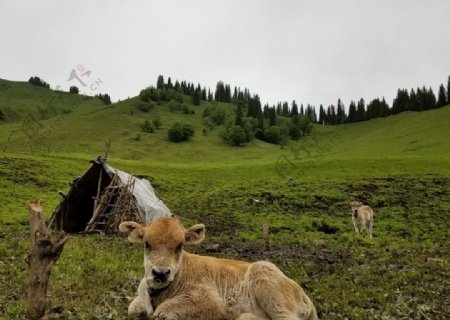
[0,79,449,319]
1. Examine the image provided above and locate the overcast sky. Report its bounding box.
[1,0,449,108]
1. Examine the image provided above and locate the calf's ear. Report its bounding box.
[119,221,145,243]
[185,224,205,245]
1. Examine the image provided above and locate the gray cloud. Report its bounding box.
[1,0,449,109]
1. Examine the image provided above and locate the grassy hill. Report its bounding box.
[0,79,449,319]
[1,78,450,164]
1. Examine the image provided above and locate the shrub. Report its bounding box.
[95,93,112,105]
[255,128,265,140]
[222,125,247,146]
[289,115,312,139]
[169,102,194,114]
[140,87,159,102]
[202,105,228,127]
[69,86,79,94]
[28,76,50,89]
[191,90,201,105]
[152,116,162,129]
[264,126,282,144]
[263,126,288,145]
[168,122,195,142]
[136,102,154,113]
[181,123,195,137]
[141,120,154,133]
[139,87,183,103]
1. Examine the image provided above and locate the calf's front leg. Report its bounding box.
[153,287,225,320]
[128,277,153,317]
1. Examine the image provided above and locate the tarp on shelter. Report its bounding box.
[49,157,172,233]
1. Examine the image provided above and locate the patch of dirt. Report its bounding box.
[192,243,351,265]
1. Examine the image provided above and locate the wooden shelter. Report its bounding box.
[49,157,171,233]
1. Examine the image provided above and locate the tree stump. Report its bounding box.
[25,199,69,319]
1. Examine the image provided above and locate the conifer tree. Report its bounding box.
[282,102,289,116]
[356,98,365,122]
[348,101,356,123]
[235,105,244,126]
[319,105,325,124]
[447,75,450,105]
[207,89,213,101]
[409,89,417,111]
[263,104,270,118]
[392,89,408,114]
[276,103,282,115]
[309,106,317,123]
[156,75,165,89]
[336,99,346,123]
[224,84,231,102]
[268,107,277,126]
[426,87,437,110]
[201,87,207,100]
[437,84,447,108]
[291,100,299,116]
[191,89,201,105]
[380,97,390,117]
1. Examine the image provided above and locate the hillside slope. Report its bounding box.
[1,78,449,164]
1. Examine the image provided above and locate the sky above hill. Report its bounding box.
[1,0,449,109]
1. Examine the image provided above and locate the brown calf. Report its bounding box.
[350,201,374,238]
[120,217,318,320]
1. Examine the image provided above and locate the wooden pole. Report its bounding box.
[26,199,69,319]
[262,222,270,252]
[2,130,14,153]
[92,141,111,220]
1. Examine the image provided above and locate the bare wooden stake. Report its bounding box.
[262,222,270,252]
[26,199,69,319]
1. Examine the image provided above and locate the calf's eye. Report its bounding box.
[144,241,151,251]
[176,243,183,254]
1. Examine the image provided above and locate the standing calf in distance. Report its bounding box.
[350,201,374,238]
[120,216,318,320]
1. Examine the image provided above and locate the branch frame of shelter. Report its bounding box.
[49,156,172,233]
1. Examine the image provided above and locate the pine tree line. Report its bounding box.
[324,75,450,125]
[28,76,50,89]
[152,74,450,128]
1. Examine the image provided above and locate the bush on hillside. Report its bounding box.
[191,89,202,105]
[69,86,79,94]
[202,105,229,127]
[168,122,195,142]
[28,76,50,89]
[264,126,289,145]
[95,93,112,105]
[289,115,312,140]
[140,86,183,103]
[169,102,194,114]
[222,125,247,146]
[141,120,154,133]
[136,102,155,113]
[152,116,162,129]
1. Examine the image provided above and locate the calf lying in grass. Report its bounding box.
[350,201,374,239]
[120,216,318,320]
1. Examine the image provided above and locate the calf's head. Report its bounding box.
[119,217,205,289]
[350,201,362,217]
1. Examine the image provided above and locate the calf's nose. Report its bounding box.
[152,267,171,282]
